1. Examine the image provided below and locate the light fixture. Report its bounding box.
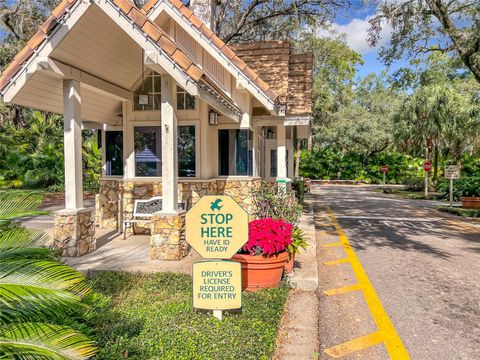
[209,110,218,126]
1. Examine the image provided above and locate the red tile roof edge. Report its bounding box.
[0,0,80,91]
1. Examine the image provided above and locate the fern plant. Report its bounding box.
[0,192,97,359]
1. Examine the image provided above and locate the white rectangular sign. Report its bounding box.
[444,165,461,179]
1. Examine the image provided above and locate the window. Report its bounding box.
[134,125,197,177]
[134,71,162,111]
[218,129,253,176]
[178,125,196,177]
[105,131,123,176]
[134,126,162,176]
[177,86,195,110]
[270,149,289,178]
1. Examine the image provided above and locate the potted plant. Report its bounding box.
[285,227,308,273]
[232,218,292,291]
[460,177,480,209]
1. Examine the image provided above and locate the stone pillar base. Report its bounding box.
[53,208,96,257]
[150,211,189,260]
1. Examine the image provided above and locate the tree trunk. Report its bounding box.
[433,138,439,185]
[13,105,25,129]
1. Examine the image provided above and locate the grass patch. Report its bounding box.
[436,206,480,218]
[88,272,289,360]
[372,188,441,200]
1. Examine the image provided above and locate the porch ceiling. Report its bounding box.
[50,5,142,91]
[12,72,123,125]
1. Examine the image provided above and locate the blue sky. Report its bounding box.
[329,1,407,79]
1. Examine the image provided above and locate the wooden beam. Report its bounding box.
[198,87,240,122]
[36,57,131,101]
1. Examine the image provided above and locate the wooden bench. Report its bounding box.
[122,196,188,239]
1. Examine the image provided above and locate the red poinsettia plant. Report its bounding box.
[242,218,293,256]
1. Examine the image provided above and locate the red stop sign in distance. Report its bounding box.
[381,165,389,173]
[423,162,432,172]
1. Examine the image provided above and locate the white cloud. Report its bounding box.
[320,16,392,54]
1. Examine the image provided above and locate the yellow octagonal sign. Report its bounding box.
[186,195,249,259]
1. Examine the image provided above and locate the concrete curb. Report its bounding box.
[274,290,320,360]
[289,193,318,291]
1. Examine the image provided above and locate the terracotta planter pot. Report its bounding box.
[284,253,295,273]
[232,252,289,291]
[461,197,480,209]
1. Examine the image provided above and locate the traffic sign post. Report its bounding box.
[186,195,249,320]
[423,162,432,197]
[192,260,242,320]
[445,165,461,207]
[381,165,389,191]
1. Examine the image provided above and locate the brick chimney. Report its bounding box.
[189,0,217,30]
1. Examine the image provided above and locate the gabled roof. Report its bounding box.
[0,0,204,91]
[0,0,280,116]
[231,40,313,117]
[142,0,279,104]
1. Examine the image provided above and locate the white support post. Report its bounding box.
[101,125,106,177]
[277,124,287,188]
[161,76,179,213]
[252,126,258,177]
[63,79,83,210]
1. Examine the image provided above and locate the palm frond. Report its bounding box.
[0,192,44,220]
[0,228,52,260]
[0,259,90,324]
[0,322,97,360]
[0,259,89,295]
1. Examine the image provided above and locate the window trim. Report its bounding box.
[132,71,162,112]
[176,85,196,111]
[133,125,163,177]
[130,121,200,180]
[217,127,254,177]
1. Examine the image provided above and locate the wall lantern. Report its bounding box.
[209,110,218,126]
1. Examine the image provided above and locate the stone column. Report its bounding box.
[150,76,187,260]
[53,209,95,257]
[53,79,95,257]
[277,124,287,188]
[150,211,189,260]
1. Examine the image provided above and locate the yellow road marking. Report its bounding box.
[324,331,385,358]
[321,242,343,247]
[324,206,410,359]
[324,283,363,296]
[323,258,350,266]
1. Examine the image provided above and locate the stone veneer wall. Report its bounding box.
[96,177,261,235]
[150,212,189,260]
[53,209,96,257]
[95,179,121,230]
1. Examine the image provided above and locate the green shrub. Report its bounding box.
[404,177,424,191]
[253,181,303,226]
[291,178,306,203]
[436,177,480,200]
[299,148,424,184]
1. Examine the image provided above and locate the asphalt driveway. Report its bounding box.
[313,185,480,360]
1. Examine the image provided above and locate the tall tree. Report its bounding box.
[369,0,480,83]
[214,0,348,43]
[393,81,480,182]
[319,73,402,158]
